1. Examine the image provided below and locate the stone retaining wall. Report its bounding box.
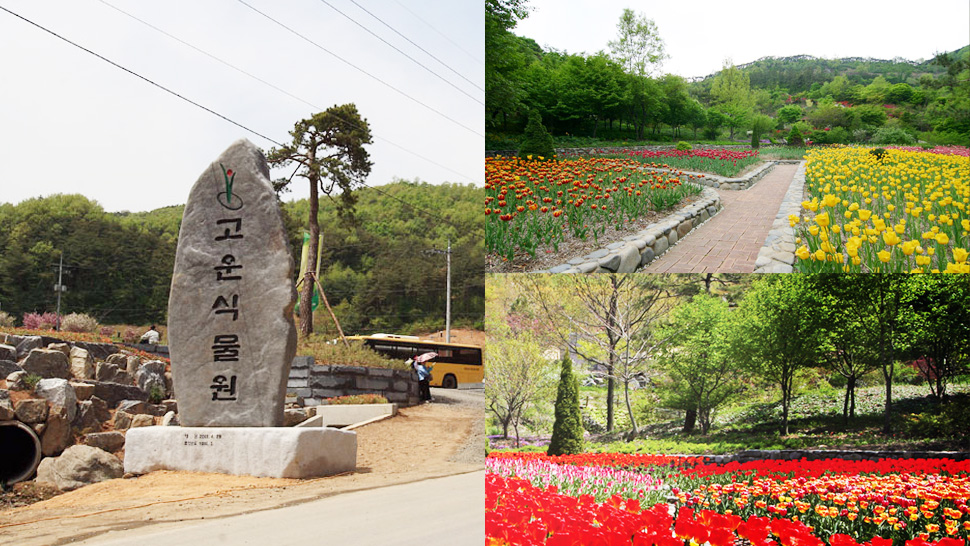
[486,144,755,158]
[754,160,806,273]
[540,187,722,274]
[699,449,970,465]
[287,356,421,408]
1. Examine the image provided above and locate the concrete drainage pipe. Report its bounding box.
[0,420,42,485]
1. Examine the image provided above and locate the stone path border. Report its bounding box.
[754,160,807,273]
[538,159,803,274]
[541,187,722,274]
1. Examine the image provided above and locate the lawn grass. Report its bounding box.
[491,378,970,454]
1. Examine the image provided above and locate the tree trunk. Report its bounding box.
[781,369,792,435]
[606,374,615,433]
[623,380,638,439]
[683,408,697,433]
[301,174,320,338]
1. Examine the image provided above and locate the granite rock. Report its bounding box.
[36,444,124,491]
[34,378,77,422]
[21,349,71,379]
[168,139,297,427]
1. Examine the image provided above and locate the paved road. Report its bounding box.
[75,470,485,546]
[643,162,800,273]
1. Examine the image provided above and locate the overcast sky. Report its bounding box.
[0,0,483,212]
[515,0,970,79]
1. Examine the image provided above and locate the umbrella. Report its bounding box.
[413,352,437,363]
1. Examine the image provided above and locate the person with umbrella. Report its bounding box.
[409,352,436,402]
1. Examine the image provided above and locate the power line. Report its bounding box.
[2,4,483,234]
[96,0,481,185]
[349,0,483,92]
[318,0,483,100]
[391,0,483,67]
[0,4,283,147]
[235,0,484,138]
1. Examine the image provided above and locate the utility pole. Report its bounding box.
[54,252,66,331]
[424,240,452,343]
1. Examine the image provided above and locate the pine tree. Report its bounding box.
[548,356,584,456]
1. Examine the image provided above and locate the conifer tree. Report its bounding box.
[518,111,556,160]
[548,356,584,455]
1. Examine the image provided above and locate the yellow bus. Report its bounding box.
[345,334,483,389]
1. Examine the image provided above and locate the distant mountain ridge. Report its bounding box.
[689,45,969,89]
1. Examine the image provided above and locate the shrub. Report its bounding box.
[325,393,389,405]
[24,374,42,390]
[148,384,166,404]
[100,327,115,338]
[869,148,887,161]
[0,311,15,328]
[122,328,141,344]
[787,127,804,146]
[827,126,850,144]
[518,111,556,160]
[299,337,407,370]
[60,313,99,333]
[871,126,916,145]
[22,312,58,330]
[675,141,692,151]
[852,128,872,143]
[548,356,583,456]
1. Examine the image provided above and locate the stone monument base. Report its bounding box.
[124,426,356,478]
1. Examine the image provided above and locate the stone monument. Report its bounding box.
[124,139,356,478]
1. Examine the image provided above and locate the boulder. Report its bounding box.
[71,382,95,400]
[0,389,14,420]
[0,343,17,361]
[73,341,119,361]
[130,414,155,428]
[73,396,111,432]
[14,335,43,360]
[34,378,77,422]
[47,343,72,358]
[87,381,148,408]
[83,431,126,453]
[113,410,133,431]
[6,370,28,391]
[0,359,23,378]
[125,355,143,376]
[21,348,71,379]
[116,400,149,415]
[35,444,124,491]
[105,353,128,366]
[134,361,168,397]
[161,411,179,426]
[41,406,73,457]
[283,408,307,427]
[14,398,49,424]
[168,139,297,427]
[69,347,96,380]
[95,362,130,384]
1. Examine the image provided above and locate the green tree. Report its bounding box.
[711,61,753,140]
[548,356,584,456]
[485,0,529,129]
[749,114,776,148]
[657,293,741,434]
[268,104,373,338]
[607,8,666,77]
[776,104,803,126]
[898,276,970,399]
[730,275,823,435]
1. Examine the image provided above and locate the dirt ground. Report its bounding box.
[0,389,485,546]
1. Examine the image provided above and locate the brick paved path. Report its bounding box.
[642,163,800,273]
